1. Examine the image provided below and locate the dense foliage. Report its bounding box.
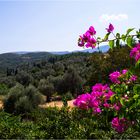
[3,84,44,114]
[76,23,140,134]
[0,108,140,139]
[0,23,140,138]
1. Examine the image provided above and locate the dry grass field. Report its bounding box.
[39,99,75,109]
[0,99,75,109]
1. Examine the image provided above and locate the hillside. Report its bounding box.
[0,52,54,74]
[0,45,109,74]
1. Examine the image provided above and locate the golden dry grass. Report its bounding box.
[0,100,3,109]
[0,99,75,109]
[39,99,75,109]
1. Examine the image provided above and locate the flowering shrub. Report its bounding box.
[78,26,97,48]
[74,83,114,114]
[111,117,129,133]
[109,69,137,84]
[130,43,140,62]
[75,23,140,133]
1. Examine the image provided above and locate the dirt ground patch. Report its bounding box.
[0,99,75,109]
[39,99,75,109]
[0,101,3,109]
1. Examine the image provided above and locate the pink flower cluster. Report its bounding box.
[78,26,97,48]
[73,83,114,114]
[109,69,137,84]
[130,43,140,62]
[111,117,129,133]
[106,23,114,33]
[78,23,114,48]
[73,93,91,110]
[76,24,140,133]
[109,71,121,84]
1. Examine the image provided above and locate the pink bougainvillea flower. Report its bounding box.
[109,71,121,84]
[92,83,108,93]
[109,69,137,84]
[130,43,140,62]
[103,102,110,108]
[111,117,129,133]
[91,83,114,100]
[129,75,137,82]
[88,26,96,35]
[130,47,138,58]
[78,36,85,47]
[90,38,96,44]
[85,42,92,48]
[83,31,91,42]
[122,69,128,74]
[113,103,122,111]
[134,43,140,50]
[106,23,114,33]
[78,26,97,48]
[78,40,84,47]
[73,93,91,109]
[104,90,114,100]
[93,107,102,114]
[135,53,140,61]
[85,38,96,48]
[89,98,100,108]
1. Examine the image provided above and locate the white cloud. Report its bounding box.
[99,14,128,22]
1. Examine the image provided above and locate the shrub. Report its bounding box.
[0,84,9,95]
[57,67,83,96]
[76,23,140,134]
[64,91,73,100]
[16,71,33,86]
[0,107,140,139]
[3,84,44,115]
[38,79,54,102]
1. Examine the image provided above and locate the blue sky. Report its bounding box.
[0,0,139,53]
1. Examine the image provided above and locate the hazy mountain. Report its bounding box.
[74,45,109,53]
[50,45,109,55]
[9,45,109,55]
[50,51,71,55]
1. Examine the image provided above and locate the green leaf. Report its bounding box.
[138,99,140,105]
[110,94,116,103]
[116,33,120,38]
[136,31,140,39]
[97,37,101,40]
[126,36,133,48]
[130,103,137,110]
[126,28,135,35]
[119,113,124,119]
[109,40,114,49]
[103,33,110,41]
[121,34,126,42]
[120,98,125,106]
[114,111,118,116]
[133,94,139,100]
[116,39,120,47]
[135,59,140,68]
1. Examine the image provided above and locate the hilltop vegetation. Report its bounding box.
[0,46,133,96]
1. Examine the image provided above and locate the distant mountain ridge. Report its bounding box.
[0,45,109,74]
[9,45,109,55]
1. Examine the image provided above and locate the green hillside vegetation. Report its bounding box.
[0,46,134,100]
[0,45,139,139]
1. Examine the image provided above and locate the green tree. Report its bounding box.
[3,84,44,114]
[16,71,33,86]
[38,79,54,102]
[58,67,83,96]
